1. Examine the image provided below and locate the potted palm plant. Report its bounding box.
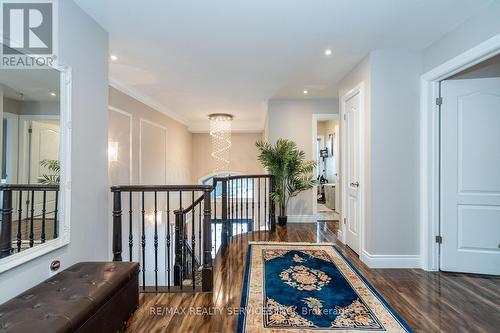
[256,139,316,226]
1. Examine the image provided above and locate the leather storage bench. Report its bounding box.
[0,262,139,333]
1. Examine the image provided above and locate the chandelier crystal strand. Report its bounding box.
[209,114,233,173]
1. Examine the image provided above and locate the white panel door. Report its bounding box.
[29,120,60,214]
[345,92,361,254]
[441,78,500,275]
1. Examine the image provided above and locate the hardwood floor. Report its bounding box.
[126,222,500,333]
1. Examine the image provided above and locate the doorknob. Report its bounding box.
[350,181,359,187]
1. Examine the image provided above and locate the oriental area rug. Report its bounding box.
[237,242,412,332]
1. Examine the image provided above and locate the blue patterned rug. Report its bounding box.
[238,242,412,332]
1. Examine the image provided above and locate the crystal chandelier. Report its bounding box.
[209,113,233,173]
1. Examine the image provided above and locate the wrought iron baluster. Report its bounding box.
[179,191,183,290]
[141,191,146,291]
[41,191,46,243]
[17,191,22,252]
[213,189,216,254]
[246,178,249,232]
[166,191,171,290]
[129,192,133,261]
[154,191,158,291]
[230,179,233,239]
[258,178,261,233]
[199,198,202,259]
[252,178,255,239]
[53,190,59,239]
[264,178,267,232]
[29,191,34,248]
[191,191,196,289]
[240,178,243,235]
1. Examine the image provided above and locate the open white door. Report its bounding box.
[441,78,500,275]
[344,91,361,254]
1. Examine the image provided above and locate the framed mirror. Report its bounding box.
[0,61,71,273]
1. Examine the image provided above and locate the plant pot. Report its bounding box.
[278,216,287,226]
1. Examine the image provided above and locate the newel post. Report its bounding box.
[202,189,213,292]
[0,189,13,259]
[220,179,228,252]
[173,210,184,286]
[112,190,123,261]
[270,176,276,232]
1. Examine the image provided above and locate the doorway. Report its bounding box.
[439,54,500,275]
[421,36,500,273]
[312,114,339,222]
[340,84,365,255]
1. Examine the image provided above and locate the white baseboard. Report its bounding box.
[286,215,316,223]
[361,250,421,269]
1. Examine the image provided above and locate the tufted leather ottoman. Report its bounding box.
[0,262,139,333]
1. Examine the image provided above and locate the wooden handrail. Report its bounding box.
[178,194,204,214]
[0,184,59,191]
[213,174,272,181]
[110,184,212,192]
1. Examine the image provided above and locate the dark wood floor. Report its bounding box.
[126,222,500,333]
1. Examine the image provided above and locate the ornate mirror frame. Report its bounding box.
[0,60,72,273]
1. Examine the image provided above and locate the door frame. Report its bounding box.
[18,115,60,184]
[311,113,338,219]
[340,82,365,256]
[420,33,500,271]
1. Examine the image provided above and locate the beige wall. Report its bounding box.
[192,132,264,183]
[108,86,192,187]
[108,86,193,266]
[268,98,338,218]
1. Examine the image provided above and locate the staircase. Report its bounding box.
[110,174,275,293]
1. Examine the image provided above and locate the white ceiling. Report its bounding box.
[1,68,60,102]
[75,0,492,131]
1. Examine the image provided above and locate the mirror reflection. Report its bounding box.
[0,68,61,258]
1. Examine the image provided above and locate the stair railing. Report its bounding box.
[110,174,275,293]
[0,184,59,258]
[110,185,213,292]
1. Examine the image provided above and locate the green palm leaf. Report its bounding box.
[256,139,316,216]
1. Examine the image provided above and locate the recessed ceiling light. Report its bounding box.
[303,89,309,95]
[324,49,332,56]
[50,92,56,97]
[110,55,118,61]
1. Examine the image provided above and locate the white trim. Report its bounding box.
[286,215,316,223]
[108,106,133,184]
[361,250,421,269]
[109,78,188,126]
[340,82,366,262]
[0,64,72,273]
[311,113,338,218]
[420,33,500,271]
[138,118,168,184]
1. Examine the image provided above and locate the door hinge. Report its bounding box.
[435,97,443,106]
[343,114,346,120]
[435,235,442,244]
[343,218,346,225]
[28,128,33,133]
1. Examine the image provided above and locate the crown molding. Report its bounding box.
[109,77,189,125]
